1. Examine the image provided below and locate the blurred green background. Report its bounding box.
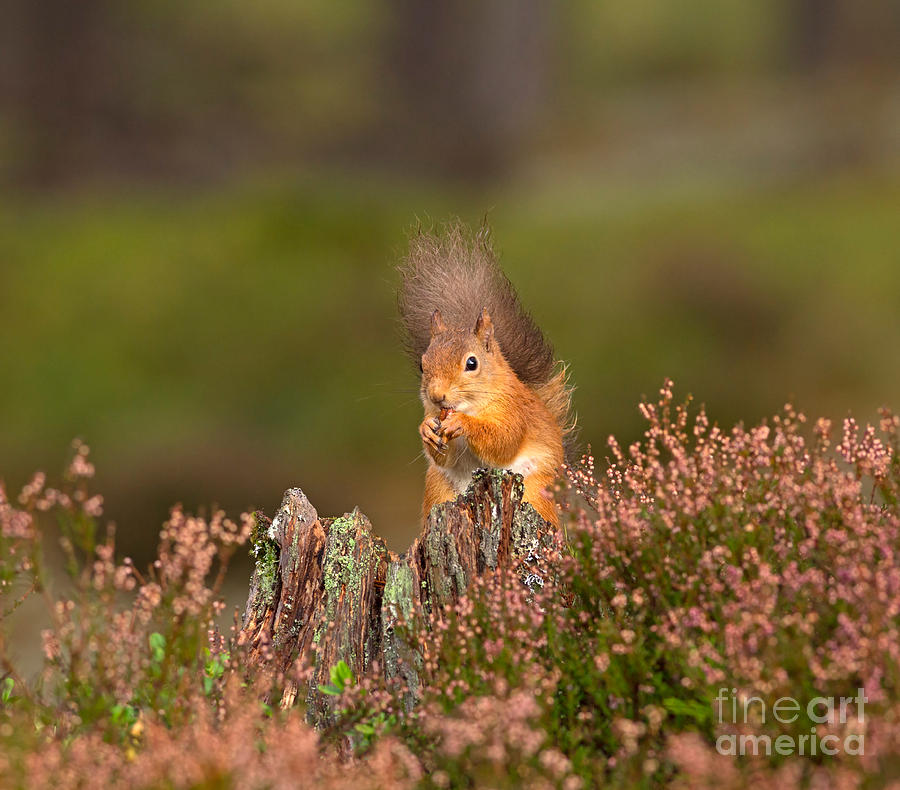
[1,0,899,562]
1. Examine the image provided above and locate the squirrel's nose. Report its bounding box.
[428,388,445,406]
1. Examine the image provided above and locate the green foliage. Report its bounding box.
[109,703,140,735]
[2,677,14,705]
[352,711,397,753]
[203,647,230,696]
[318,659,354,697]
[661,698,712,727]
[149,632,166,664]
[316,660,400,755]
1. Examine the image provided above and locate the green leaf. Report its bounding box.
[318,683,342,696]
[110,703,137,728]
[354,722,375,736]
[663,697,711,724]
[148,632,166,663]
[335,660,353,686]
[2,677,14,704]
[204,655,226,680]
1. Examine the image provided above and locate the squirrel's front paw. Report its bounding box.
[419,416,447,459]
[438,411,465,441]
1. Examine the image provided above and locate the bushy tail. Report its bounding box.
[397,220,576,443]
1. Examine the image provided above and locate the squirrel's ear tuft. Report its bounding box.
[474,307,494,350]
[430,309,447,337]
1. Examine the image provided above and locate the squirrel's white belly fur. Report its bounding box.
[440,438,539,494]
[441,439,482,493]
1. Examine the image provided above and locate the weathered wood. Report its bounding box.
[239,469,554,725]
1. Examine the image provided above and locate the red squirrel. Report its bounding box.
[397,223,574,526]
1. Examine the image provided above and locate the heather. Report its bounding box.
[3,383,900,788]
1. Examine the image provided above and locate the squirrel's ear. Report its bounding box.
[430,309,447,337]
[474,307,494,350]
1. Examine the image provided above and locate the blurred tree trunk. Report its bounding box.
[381,0,553,179]
[15,0,113,184]
[789,0,839,71]
[239,469,553,726]
[788,0,900,72]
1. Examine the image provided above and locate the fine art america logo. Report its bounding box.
[714,688,867,757]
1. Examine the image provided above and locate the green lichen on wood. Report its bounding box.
[255,541,279,613]
[511,501,547,557]
[381,561,421,712]
[422,518,467,606]
[321,512,369,600]
[319,510,372,664]
[308,508,381,724]
[512,501,556,592]
[249,513,280,616]
[382,561,414,622]
[248,510,269,547]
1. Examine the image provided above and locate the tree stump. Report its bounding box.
[239,469,554,725]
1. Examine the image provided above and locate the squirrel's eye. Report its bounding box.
[465,355,478,371]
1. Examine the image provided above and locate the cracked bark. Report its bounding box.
[238,469,553,726]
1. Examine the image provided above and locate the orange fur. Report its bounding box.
[399,223,573,528]
[417,315,564,528]
[422,464,458,521]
